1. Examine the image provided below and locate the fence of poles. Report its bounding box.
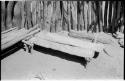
[1,1,124,34]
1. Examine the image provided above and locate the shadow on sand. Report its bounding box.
[34,44,90,67]
[1,41,24,60]
[1,42,99,68]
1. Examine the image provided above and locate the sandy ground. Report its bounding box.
[1,45,124,80]
[1,31,124,80]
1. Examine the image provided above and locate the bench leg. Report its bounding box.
[27,43,34,54]
[23,43,28,52]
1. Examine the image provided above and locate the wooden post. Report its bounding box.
[77,1,80,31]
[13,1,22,30]
[6,1,14,29]
[21,1,26,29]
[62,1,68,31]
[67,1,71,32]
[88,1,92,30]
[40,1,44,30]
[104,1,108,32]
[111,1,117,33]
[54,1,62,32]
[1,1,6,31]
[84,1,88,31]
[31,1,37,27]
[108,1,113,32]
[102,1,105,29]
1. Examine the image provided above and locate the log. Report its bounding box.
[1,27,17,35]
[1,24,40,50]
[28,36,95,58]
[35,31,104,52]
[69,30,94,41]
[2,28,27,45]
[68,30,114,44]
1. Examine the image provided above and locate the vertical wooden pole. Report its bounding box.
[77,1,80,31]
[21,1,25,29]
[104,1,108,32]
[102,1,105,30]
[67,1,71,32]
[13,1,22,30]
[99,2,103,32]
[95,1,100,32]
[71,1,77,31]
[87,2,89,32]
[107,1,113,32]
[111,1,117,33]
[80,1,85,31]
[88,1,92,31]
[39,1,44,30]
[55,1,62,32]
[84,1,88,32]
[31,1,35,27]
[46,1,53,32]
[51,1,55,32]
[1,1,6,31]
[116,1,121,32]
[43,1,47,30]
[6,1,14,29]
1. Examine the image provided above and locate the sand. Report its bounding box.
[1,31,124,80]
[1,44,124,80]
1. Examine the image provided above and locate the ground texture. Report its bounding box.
[1,32,124,80]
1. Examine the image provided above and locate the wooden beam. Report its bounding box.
[29,36,95,58]
[68,30,114,45]
[1,27,17,35]
[35,31,104,52]
[1,24,40,51]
